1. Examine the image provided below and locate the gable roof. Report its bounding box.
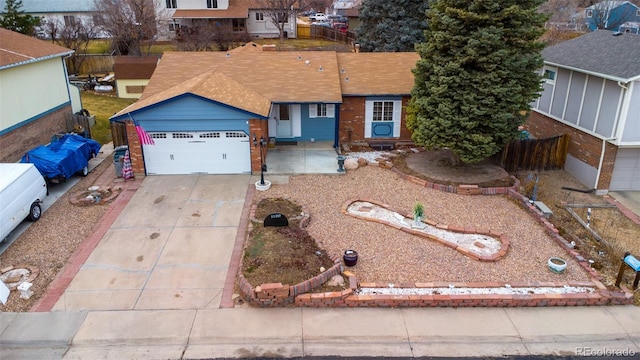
[0,28,73,69]
[113,56,160,79]
[171,0,251,19]
[542,30,640,82]
[112,46,421,120]
[336,52,419,96]
[0,0,96,13]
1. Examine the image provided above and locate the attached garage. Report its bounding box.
[609,148,640,191]
[143,131,251,175]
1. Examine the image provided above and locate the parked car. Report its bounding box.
[0,163,48,242]
[21,134,101,183]
[333,22,348,33]
[311,22,333,29]
[327,15,348,23]
[308,13,327,22]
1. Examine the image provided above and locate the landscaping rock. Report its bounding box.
[344,158,359,170]
[326,274,345,287]
[357,157,368,166]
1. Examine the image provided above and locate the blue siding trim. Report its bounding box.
[137,119,250,133]
[366,96,403,101]
[299,105,335,141]
[0,102,70,136]
[110,93,267,123]
[334,104,340,148]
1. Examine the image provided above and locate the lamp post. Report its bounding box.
[253,135,267,185]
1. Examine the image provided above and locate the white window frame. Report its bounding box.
[364,99,402,138]
[308,104,335,118]
[586,9,593,18]
[255,12,264,21]
[543,66,557,85]
[166,0,177,9]
[207,0,218,9]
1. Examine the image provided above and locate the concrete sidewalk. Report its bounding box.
[1,306,638,358]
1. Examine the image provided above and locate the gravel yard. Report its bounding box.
[0,160,112,312]
[254,165,592,284]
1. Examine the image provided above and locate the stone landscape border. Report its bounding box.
[238,159,634,307]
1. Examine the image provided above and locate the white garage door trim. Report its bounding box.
[143,131,251,175]
[609,148,640,191]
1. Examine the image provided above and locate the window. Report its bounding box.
[93,14,105,26]
[637,9,640,17]
[373,101,394,121]
[125,85,145,94]
[543,67,557,85]
[169,22,180,31]
[365,99,402,138]
[255,12,264,21]
[207,0,218,9]
[279,104,290,120]
[166,0,177,9]
[63,15,76,26]
[277,12,288,23]
[308,104,335,118]
[586,9,593,18]
[232,18,246,31]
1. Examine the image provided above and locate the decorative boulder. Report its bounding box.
[357,157,368,166]
[344,158,359,170]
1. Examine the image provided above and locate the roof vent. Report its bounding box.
[340,67,346,73]
[305,60,310,65]
[319,65,323,71]
[297,55,302,60]
[613,31,622,36]
[225,52,230,57]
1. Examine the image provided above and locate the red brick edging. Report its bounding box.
[237,161,634,307]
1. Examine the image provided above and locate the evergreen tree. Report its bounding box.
[407,0,548,164]
[0,0,40,35]
[356,0,429,52]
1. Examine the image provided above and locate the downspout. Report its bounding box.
[594,136,616,193]
[334,103,341,154]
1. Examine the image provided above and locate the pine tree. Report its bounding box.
[0,0,40,35]
[356,0,429,52]
[407,0,548,164]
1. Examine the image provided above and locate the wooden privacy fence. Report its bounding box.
[64,113,95,139]
[111,121,128,147]
[497,134,570,172]
[298,23,356,44]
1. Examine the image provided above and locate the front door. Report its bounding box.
[276,104,292,138]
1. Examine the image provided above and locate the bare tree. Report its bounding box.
[252,0,298,40]
[587,0,638,30]
[94,0,158,55]
[175,23,251,51]
[40,18,98,74]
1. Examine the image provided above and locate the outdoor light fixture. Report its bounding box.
[253,133,267,185]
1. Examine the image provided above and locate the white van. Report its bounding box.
[0,163,48,242]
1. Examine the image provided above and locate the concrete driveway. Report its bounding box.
[51,174,251,311]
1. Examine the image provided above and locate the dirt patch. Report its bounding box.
[516,170,640,304]
[242,198,336,287]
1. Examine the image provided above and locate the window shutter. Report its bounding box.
[309,104,317,118]
[393,100,402,137]
[326,104,335,118]
[365,101,373,138]
[292,104,301,137]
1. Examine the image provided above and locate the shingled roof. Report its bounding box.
[0,28,73,69]
[113,47,420,119]
[542,30,640,82]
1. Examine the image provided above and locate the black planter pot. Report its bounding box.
[343,250,358,267]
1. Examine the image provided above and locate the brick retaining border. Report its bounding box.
[238,159,634,307]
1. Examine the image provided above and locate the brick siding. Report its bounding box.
[0,106,71,163]
[525,111,618,190]
[338,96,412,145]
[249,119,268,173]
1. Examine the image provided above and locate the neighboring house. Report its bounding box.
[527,30,640,192]
[158,0,298,39]
[331,0,360,31]
[0,0,107,38]
[109,46,418,176]
[113,56,160,99]
[585,1,640,32]
[0,28,79,163]
[620,21,640,33]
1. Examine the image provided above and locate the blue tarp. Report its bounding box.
[21,134,101,180]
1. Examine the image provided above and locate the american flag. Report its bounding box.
[129,115,155,145]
